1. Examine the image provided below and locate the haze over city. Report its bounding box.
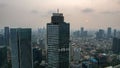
[0,0,120,30]
[1,0,120,68]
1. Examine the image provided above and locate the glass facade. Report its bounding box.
[0,46,7,68]
[47,13,70,68]
[10,28,33,68]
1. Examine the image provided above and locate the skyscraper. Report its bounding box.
[80,27,88,37]
[47,12,70,68]
[0,34,4,46]
[4,27,9,46]
[113,29,117,37]
[10,28,33,68]
[107,27,112,38]
[112,37,120,54]
[96,29,105,39]
[0,46,7,68]
[33,47,42,68]
[80,27,84,37]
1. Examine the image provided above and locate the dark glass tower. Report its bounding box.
[0,34,4,46]
[107,27,112,38]
[81,27,84,37]
[4,27,9,46]
[112,37,120,54]
[10,28,33,68]
[47,12,70,68]
[96,29,105,39]
[0,46,7,68]
[113,29,117,37]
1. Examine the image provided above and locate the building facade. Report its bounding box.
[47,12,70,68]
[10,28,33,68]
[107,27,112,38]
[96,29,105,39]
[4,27,9,46]
[0,34,4,46]
[112,37,120,54]
[0,46,7,68]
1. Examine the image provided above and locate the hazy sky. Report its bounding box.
[0,0,120,30]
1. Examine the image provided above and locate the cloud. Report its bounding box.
[101,11,120,14]
[81,8,94,13]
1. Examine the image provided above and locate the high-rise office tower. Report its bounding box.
[113,29,117,37]
[73,30,80,38]
[112,37,120,54]
[80,27,84,37]
[107,27,112,38]
[83,31,88,37]
[4,27,9,46]
[10,28,33,68]
[0,46,7,68]
[47,11,70,68]
[0,34,4,46]
[96,29,105,39]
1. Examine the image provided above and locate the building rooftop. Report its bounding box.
[52,13,63,16]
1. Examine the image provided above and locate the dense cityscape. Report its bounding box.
[0,11,120,68]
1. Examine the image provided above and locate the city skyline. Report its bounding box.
[0,0,120,30]
[0,7,120,68]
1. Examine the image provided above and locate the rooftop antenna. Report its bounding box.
[57,9,59,13]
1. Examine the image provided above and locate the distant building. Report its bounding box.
[80,27,88,37]
[47,12,70,68]
[107,27,112,38]
[0,34,4,46]
[81,27,84,37]
[83,31,88,37]
[96,29,105,39]
[112,37,120,54]
[0,46,7,68]
[117,31,120,38]
[4,27,9,46]
[33,48,42,64]
[33,47,42,68]
[38,27,46,38]
[113,29,117,37]
[73,46,81,61]
[38,39,45,49]
[73,30,80,38]
[10,28,33,68]
[38,27,46,49]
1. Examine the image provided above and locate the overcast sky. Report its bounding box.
[0,0,120,30]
